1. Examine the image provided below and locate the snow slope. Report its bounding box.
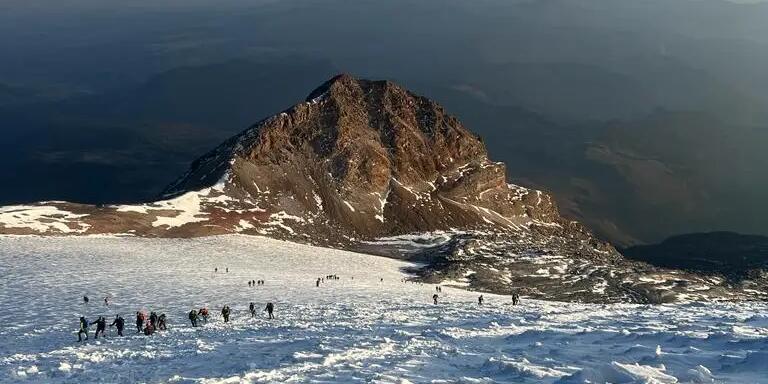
[1,236,767,383]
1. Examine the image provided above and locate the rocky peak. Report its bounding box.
[162,74,563,238]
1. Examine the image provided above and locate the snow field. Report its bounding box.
[1,235,767,383]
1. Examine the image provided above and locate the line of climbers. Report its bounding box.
[77,311,166,341]
[315,274,346,287]
[184,302,275,327]
[77,279,523,341]
[78,304,275,341]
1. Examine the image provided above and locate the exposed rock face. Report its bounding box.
[1,75,765,303]
[160,74,567,239]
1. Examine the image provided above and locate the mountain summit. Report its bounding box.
[1,75,765,303]
[161,74,567,239]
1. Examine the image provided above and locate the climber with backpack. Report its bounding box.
[149,312,159,330]
[110,314,125,336]
[136,311,145,333]
[77,317,89,342]
[221,305,231,323]
[198,307,209,324]
[143,322,155,336]
[92,316,107,339]
[188,310,199,327]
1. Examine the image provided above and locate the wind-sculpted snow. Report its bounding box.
[1,236,766,383]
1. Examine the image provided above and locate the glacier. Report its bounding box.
[1,235,766,383]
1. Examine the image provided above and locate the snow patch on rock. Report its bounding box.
[0,205,89,233]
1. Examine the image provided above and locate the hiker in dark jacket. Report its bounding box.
[433,294,439,305]
[135,312,145,333]
[188,310,198,327]
[77,317,89,342]
[221,305,231,323]
[158,313,167,330]
[249,302,256,318]
[264,302,274,319]
[110,314,125,336]
[92,316,107,339]
[149,312,159,329]
[478,295,484,305]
